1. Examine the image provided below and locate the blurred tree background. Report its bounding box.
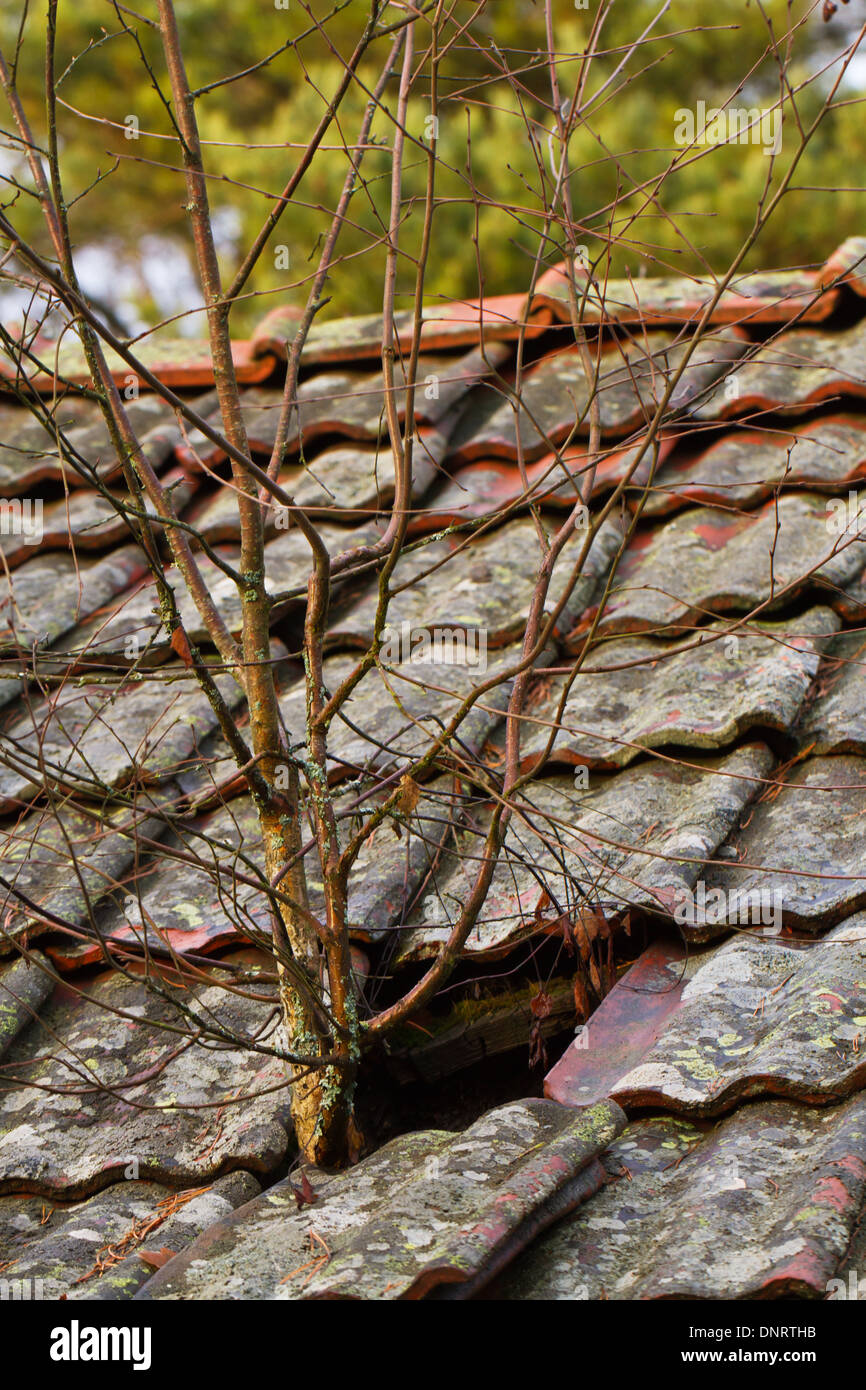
[1,0,863,336]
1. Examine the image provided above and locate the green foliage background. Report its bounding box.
[1,0,863,335]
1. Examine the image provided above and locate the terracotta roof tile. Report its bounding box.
[0,953,291,1198]
[496,1092,866,1299]
[394,744,773,963]
[0,1171,260,1300]
[604,916,866,1115]
[251,294,549,365]
[449,328,746,458]
[6,239,866,1297]
[701,754,866,932]
[521,610,838,770]
[531,262,840,328]
[588,492,866,637]
[135,1098,625,1301]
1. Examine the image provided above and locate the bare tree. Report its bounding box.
[0,0,863,1166]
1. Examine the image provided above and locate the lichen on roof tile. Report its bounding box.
[0,1170,260,1300]
[0,666,242,809]
[609,915,866,1115]
[532,261,836,328]
[0,544,149,653]
[2,335,275,392]
[395,743,773,963]
[449,329,745,458]
[496,1092,866,1299]
[176,349,505,469]
[278,644,525,780]
[81,775,456,957]
[591,492,866,636]
[646,415,866,515]
[703,754,866,930]
[695,318,866,422]
[0,951,54,1059]
[329,514,623,650]
[522,610,837,769]
[251,297,536,364]
[0,791,172,952]
[135,1098,625,1301]
[799,628,866,753]
[7,226,866,1304]
[0,953,292,1197]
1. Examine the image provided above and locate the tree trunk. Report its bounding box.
[260,768,359,1168]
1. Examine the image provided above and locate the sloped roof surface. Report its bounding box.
[3,239,866,1298]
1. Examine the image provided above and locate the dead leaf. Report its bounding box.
[138,1247,177,1270]
[395,774,420,814]
[528,1019,548,1070]
[169,626,194,668]
[573,917,592,963]
[573,973,591,1020]
[530,989,552,1020]
[533,890,552,925]
[578,906,609,943]
[589,957,602,995]
[290,1170,318,1210]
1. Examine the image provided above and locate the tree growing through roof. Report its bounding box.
[0,0,863,1167]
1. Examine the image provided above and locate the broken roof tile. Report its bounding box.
[386,974,579,1085]
[7,245,866,1303]
[544,936,692,1109]
[606,915,866,1116]
[135,1098,625,1300]
[497,1091,866,1299]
